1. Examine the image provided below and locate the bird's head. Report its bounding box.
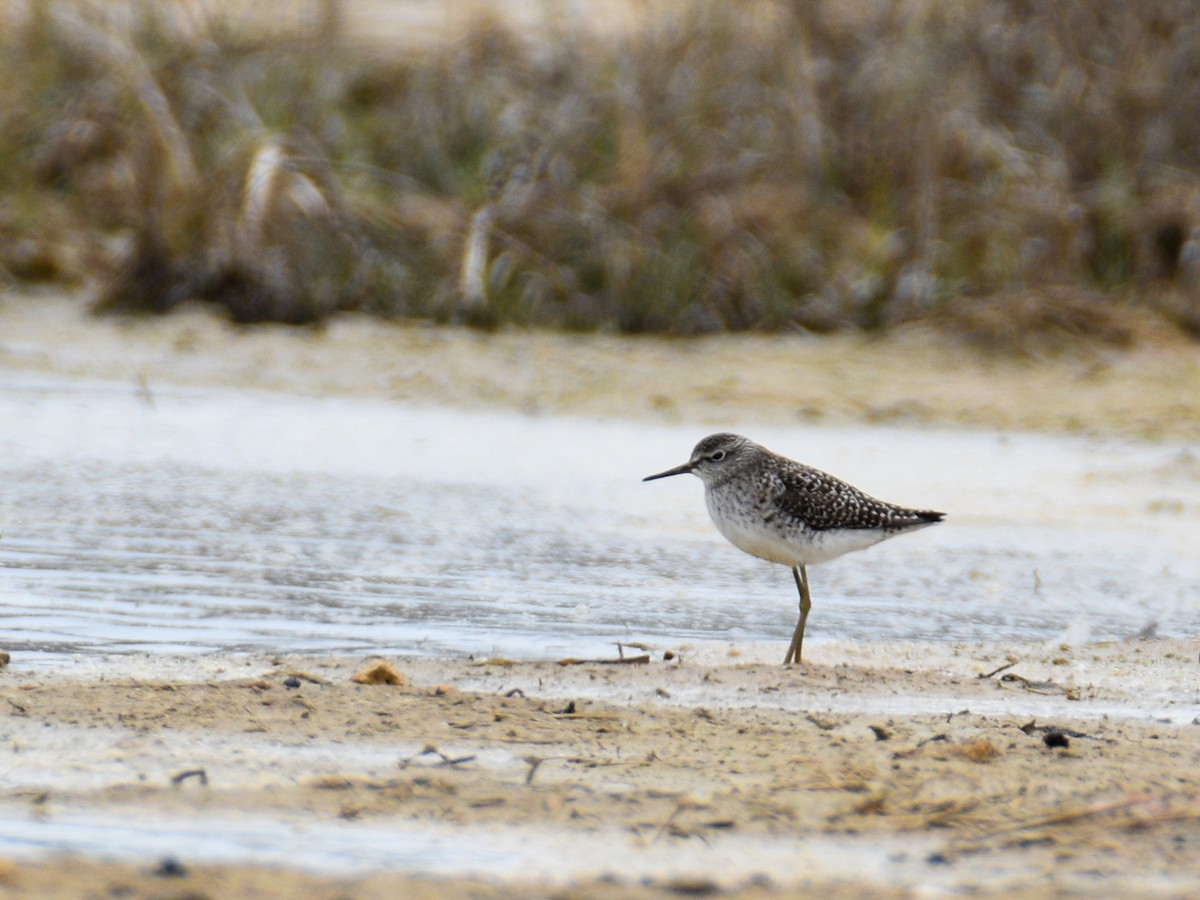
[643,433,754,486]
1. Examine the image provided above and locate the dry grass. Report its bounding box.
[3,0,1200,343]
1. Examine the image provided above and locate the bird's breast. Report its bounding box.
[705,486,804,565]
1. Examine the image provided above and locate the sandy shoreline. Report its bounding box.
[2,640,1198,897]
[2,290,1199,896]
[3,291,1200,440]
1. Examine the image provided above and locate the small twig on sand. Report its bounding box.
[617,642,652,658]
[1018,720,1113,743]
[979,660,1019,679]
[652,802,686,843]
[4,697,27,716]
[400,744,476,768]
[970,793,1193,843]
[556,655,650,666]
[522,755,567,785]
[999,673,1075,697]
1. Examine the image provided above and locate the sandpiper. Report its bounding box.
[644,433,944,665]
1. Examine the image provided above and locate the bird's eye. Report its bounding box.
[709,450,726,462]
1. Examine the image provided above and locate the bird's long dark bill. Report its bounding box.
[643,462,694,481]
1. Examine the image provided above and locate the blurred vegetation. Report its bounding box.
[3,0,1200,346]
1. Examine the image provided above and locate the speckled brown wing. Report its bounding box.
[770,464,944,532]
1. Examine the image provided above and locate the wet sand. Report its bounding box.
[2,641,1199,897]
[1,291,1199,896]
[3,291,1200,439]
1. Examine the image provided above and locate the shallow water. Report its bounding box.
[0,805,956,888]
[2,373,1198,665]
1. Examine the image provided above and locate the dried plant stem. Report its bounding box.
[459,204,495,307]
[49,7,198,191]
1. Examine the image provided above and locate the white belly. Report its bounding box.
[711,514,890,567]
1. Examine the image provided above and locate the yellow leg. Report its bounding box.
[782,564,812,665]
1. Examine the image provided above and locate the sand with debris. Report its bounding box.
[2,641,1199,898]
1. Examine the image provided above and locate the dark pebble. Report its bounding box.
[1043,731,1070,749]
[153,857,188,878]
